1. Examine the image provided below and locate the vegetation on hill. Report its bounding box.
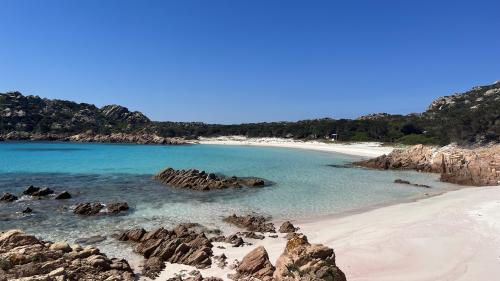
[1,81,499,145]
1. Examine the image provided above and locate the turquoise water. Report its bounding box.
[0,141,456,258]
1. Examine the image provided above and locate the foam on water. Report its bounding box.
[0,141,457,259]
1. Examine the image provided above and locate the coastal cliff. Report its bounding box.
[356,144,500,186]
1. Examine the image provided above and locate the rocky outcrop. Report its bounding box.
[230,246,275,281]
[279,221,298,233]
[118,224,213,278]
[67,133,186,145]
[73,202,130,216]
[0,193,17,202]
[355,144,500,186]
[223,214,276,233]
[154,168,269,191]
[273,234,346,281]
[0,229,134,281]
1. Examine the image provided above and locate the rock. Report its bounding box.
[153,167,270,191]
[22,207,33,214]
[54,191,72,199]
[119,228,146,242]
[0,229,134,280]
[225,234,244,247]
[50,241,72,252]
[274,234,346,281]
[23,185,40,195]
[223,214,276,233]
[143,256,166,279]
[74,202,104,216]
[279,221,298,233]
[0,192,18,202]
[232,246,275,281]
[356,144,500,186]
[118,224,214,277]
[107,202,129,213]
[31,187,55,197]
[394,179,431,188]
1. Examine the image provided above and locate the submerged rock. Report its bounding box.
[154,167,270,191]
[22,185,55,197]
[22,207,33,214]
[274,234,346,281]
[0,192,18,202]
[0,229,134,280]
[394,178,431,188]
[223,214,276,233]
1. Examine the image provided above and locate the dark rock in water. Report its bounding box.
[23,185,39,195]
[394,178,431,188]
[22,207,33,214]
[274,234,346,281]
[224,214,276,233]
[394,179,411,184]
[107,202,129,213]
[279,221,298,233]
[76,235,107,244]
[74,202,104,216]
[153,167,270,191]
[327,164,353,169]
[230,246,275,281]
[0,229,134,280]
[0,192,18,202]
[225,234,244,247]
[31,187,54,196]
[55,190,72,199]
[118,224,213,277]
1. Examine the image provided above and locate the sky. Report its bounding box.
[0,0,499,124]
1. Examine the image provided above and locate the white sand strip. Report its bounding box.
[152,186,500,281]
[195,136,395,158]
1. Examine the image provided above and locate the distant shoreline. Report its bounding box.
[194,136,395,158]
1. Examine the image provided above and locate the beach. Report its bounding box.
[155,138,500,281]
[196,136,395,157]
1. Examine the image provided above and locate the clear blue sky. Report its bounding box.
[1,0,499,124]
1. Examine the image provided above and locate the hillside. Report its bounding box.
[1,81,499,145]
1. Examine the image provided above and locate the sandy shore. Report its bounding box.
[147,139,500,280]
[152,186,500,281]
[196,136,394,158]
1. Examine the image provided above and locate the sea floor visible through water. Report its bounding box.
[0,141,459,260]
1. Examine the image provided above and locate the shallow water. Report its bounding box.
[0,141,457,259]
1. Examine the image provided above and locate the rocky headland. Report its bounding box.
[154,168,269,191]
[355,144,500,186]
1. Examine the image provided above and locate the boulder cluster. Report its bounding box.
[223,214,276,233]
[0,229,134,281]
[118,224,213,278]
[355,144,500,186]
[73,202,129,216]
[0,185,72,204]
[154,168,268,191]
